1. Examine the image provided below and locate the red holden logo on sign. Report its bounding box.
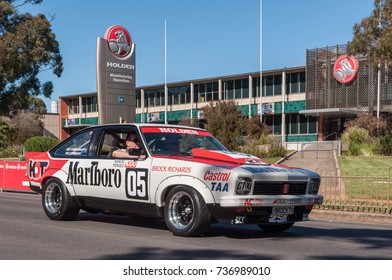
[333,54,359,84]
[105,25,132,58]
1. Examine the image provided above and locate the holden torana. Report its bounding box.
[27,124,323,236]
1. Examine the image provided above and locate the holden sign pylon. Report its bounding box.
[96,25,136,124]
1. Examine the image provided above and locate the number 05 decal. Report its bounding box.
[125,168,148,200]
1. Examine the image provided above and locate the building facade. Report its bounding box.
[58,44,392,142]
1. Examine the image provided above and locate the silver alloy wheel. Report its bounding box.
[168,191,194,230]
[44,182,63,214]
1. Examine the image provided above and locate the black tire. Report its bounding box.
[42,178,80,221]
[164,186,211,237]
[258,222,294,232]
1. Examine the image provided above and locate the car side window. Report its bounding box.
[54,130,93,157]
[99,133,124,157]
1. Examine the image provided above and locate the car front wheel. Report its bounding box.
[42,178,80,220]
[164,186,211,237]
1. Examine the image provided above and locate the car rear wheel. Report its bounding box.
[42,178,80,220]
[258,222,294,232]
[164,186,211,237]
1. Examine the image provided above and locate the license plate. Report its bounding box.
[272,206,294,215]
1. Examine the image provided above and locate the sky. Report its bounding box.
[21,0,375,111]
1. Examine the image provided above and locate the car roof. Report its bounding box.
[84,123,208,132]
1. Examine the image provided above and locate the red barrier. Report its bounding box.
[0,152,44,193]
[0,161,30,192]
[0,160,4,189]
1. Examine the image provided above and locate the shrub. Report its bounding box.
[24,136,59,152]
[341,127,374,156]
[241,135,285,159]
[379,134,392,156]
[0,145,21,158]
[344,114,390,137]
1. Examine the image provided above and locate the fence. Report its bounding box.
[315,167,392,215]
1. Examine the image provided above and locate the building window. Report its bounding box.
[289,114,299,134]
[194,84,199,103]
[242,78,249,98]
[68,98,79,114]
[252,77,260,98]
[82,96,97,113]
[300,71,305,92]
[212,82,219,101]
[274,74,282,95]
[206,83,213,102]
[227,80,234,99]
[265,75,274,96]
[198,83,205,102]
[136,90,141,108]
[309,116,317,133]
[235,79,242,99]
[286,71,305,94]
[299,114,308,134]
[149,90,155,107]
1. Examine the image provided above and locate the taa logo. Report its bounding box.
[28,160,49,180]
[125,168,148,200]
[211,182,228,192]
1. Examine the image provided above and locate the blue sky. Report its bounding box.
[22,0,374,110]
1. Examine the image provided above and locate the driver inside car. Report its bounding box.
[112,132,145,159]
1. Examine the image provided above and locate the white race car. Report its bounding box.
[27,124,323,236]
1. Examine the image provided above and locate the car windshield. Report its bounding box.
[141,127,227,156]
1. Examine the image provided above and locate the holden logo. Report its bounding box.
[105,25,132,58]
[283,183,290,194]
[333,54,359,84]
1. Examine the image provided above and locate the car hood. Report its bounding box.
[191,149,270,165]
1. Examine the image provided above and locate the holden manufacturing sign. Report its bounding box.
[96,25,136,124]
[333,54,359,84]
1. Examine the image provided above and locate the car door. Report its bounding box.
[86,126,152,205]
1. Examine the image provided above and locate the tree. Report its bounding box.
[0,0,63,116]
[9,111,44,144]
[348,0,392,67]
[201,100,246,151]
[0,118,14,147]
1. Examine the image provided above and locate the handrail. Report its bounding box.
[323,132,337,140]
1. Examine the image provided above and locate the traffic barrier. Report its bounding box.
[0,152,44,193]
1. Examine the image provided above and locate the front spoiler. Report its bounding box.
[218,194,324,208]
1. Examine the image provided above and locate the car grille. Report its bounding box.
[253,181,307,195]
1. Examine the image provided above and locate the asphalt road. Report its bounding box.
[1,191,392,260]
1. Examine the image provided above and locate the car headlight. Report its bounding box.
[236,177,252,195]
[308,179,320,194]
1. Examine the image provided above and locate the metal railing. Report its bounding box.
[315,167,392,215]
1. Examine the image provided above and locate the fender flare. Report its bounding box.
[41,168,76,196]
[154,175,216,207]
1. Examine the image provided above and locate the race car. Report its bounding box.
[27,124,323,236]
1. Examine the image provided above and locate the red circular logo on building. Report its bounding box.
[333,54,359,84]
[104,25,132,58]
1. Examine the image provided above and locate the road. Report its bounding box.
[1,191,392,260]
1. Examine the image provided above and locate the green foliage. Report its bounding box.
[240,135,286,159]
[342,114,392,156]
[0,118,14,147]
[0,144,20,158]
[341,127,373,156]
[379,134,392,155]
[24,136,59,152]
[344,114,390,137]
[201,100,246,151]
[0,0,62,116]
[246,116,272,138]
[348,0,392,67]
